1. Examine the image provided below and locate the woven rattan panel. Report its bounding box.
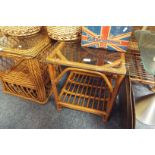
[127,26,155,85]
[2,60,51,104]
[126,50,155,86]
[39,62,52,96]
[128,26,155,84]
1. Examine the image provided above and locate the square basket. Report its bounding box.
[1,59,52,104]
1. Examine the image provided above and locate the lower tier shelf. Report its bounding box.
[58,71,112,117]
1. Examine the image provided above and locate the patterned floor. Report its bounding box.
[0,82,154,129]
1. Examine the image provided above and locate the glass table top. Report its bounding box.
[45,41,155,84]
[0,30,50,57]
[46,41,126,75]
[58,42,121,65]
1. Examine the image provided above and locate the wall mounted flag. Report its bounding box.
[81,26,132,52]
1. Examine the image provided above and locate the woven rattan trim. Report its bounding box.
[0,26,41,36]
[46,26,81,41]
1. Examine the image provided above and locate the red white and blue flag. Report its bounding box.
[81,26,132,52]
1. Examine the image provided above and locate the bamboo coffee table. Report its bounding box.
[46,41,127,122]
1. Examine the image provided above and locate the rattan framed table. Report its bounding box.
[46,41,127,122]
[0,29,53,104]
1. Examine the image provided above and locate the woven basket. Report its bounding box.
[46,26,81,41]
[0,26,41,36]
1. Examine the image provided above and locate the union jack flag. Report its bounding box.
[81,26,132,52]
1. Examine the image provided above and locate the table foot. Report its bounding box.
[57,105,62,111]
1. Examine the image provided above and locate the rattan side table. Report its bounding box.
[0,30,53,104]
[46,41,126,122]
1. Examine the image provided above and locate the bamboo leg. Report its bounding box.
[27,59,46,103]
[104,75,125,122]
[48,64,62,111]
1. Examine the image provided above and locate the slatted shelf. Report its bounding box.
[58,71,112,116]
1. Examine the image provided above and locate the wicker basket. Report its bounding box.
[46,26,81,41]
[0,26,41,36]
[1,59,52,104]
[0,30,52,104]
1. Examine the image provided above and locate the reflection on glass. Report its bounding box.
[135,30,155,75]
[0,31,47,50]
[59,41,122,66]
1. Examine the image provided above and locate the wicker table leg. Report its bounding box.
[27,59,47,103]
[48,64,62,111]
